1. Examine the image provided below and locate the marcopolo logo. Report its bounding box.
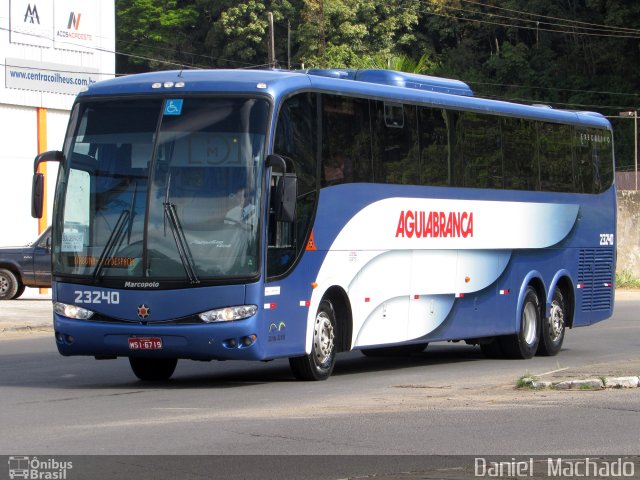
[23,4,40,24]
[8,456,73,480]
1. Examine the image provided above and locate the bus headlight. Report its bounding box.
[53,302,95,320]
[198,305,258,323]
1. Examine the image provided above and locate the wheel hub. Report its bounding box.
[522,302,538,345]
[313,312,335,365]
[549,303,565,341]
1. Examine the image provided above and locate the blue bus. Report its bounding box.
[32,69,616,381]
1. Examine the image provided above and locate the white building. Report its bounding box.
[1,0,115,250]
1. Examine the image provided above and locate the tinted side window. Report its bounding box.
[371,101,419,185]
[274,93,318,195]
[502,117,538,191]
[459,112,503,189]
[539,123,573,192]
[575,129,615,194]
[418,107,449,186]
[270,93,319,277]
[321,95,372,186]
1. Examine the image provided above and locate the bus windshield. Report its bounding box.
[54,96,269,282]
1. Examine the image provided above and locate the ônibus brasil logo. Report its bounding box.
[8,456,73,479]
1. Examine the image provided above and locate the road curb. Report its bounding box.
[0,325,53,338]
[521,376,640,390]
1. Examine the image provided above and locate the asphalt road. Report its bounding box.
[0,293,639,478]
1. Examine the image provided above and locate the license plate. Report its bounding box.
[128,337,163,350]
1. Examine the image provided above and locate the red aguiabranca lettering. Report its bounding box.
[395,210,474,238]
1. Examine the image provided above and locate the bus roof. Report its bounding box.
[81,69,611,129]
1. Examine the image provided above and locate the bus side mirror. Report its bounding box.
[276,174,297,223]
[266,154,297,223]
[32,173,44,218]
[31,150,64,219]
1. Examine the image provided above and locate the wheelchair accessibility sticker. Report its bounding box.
[164,99,183,116]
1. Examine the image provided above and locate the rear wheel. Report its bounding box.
[289,299,337,381]
[500,286,541,359]
[129,357,178,381]
[0,269,18,300]
[537,289,566,356]
[361,343,428,357]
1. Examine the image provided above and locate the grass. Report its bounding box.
[616,271,640,289]
[516,374,536,389]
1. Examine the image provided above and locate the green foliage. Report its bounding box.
[116,0,199,72]
[114,0,640,166]
[516,374,535,389]
[616,271,640,289]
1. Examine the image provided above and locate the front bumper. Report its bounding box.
[53,314,266,361]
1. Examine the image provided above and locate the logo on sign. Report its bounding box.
[137,305,151,319]
[23,4,40,24]
[57,10,92,42]
[67,12,81,30]
[395,210,474,239]
[164,99,184,116]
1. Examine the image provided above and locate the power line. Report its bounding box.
[412,1,640,39]
[458,0,640,34]
[432,1,640,36]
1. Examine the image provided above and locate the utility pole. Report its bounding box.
[287,20,291,70]
[267,12,275,69]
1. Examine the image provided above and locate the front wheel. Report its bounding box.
[500,286,541,359]
[537,289,566,356]
[129,357,178,381]
[289,299,337,381]
[0,269,19,300]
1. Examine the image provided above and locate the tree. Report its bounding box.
[116,0,200,72]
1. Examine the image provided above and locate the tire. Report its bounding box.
[500,286,541,359]
[361,343,428,357]
[13,284,26,299]
[289,299,337,381]
[129,357,178,381]
[537,289,566,356]
[0,269,19,300]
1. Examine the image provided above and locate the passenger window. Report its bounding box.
[539,123,573,192]
[459,112,503,189]
[502,117,538,191]
[418,107,449,186]
[371,101,419,185]
[321,95,372,186]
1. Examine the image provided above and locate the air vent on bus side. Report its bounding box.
[305,69,474,97]
[578,248,614,311]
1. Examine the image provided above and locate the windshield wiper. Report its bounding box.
[93,208,130,280]
[161,171,199,284]
[93,182,139,280]
[163,202,200,284]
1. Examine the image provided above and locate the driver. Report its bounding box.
[226,184,255,225]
